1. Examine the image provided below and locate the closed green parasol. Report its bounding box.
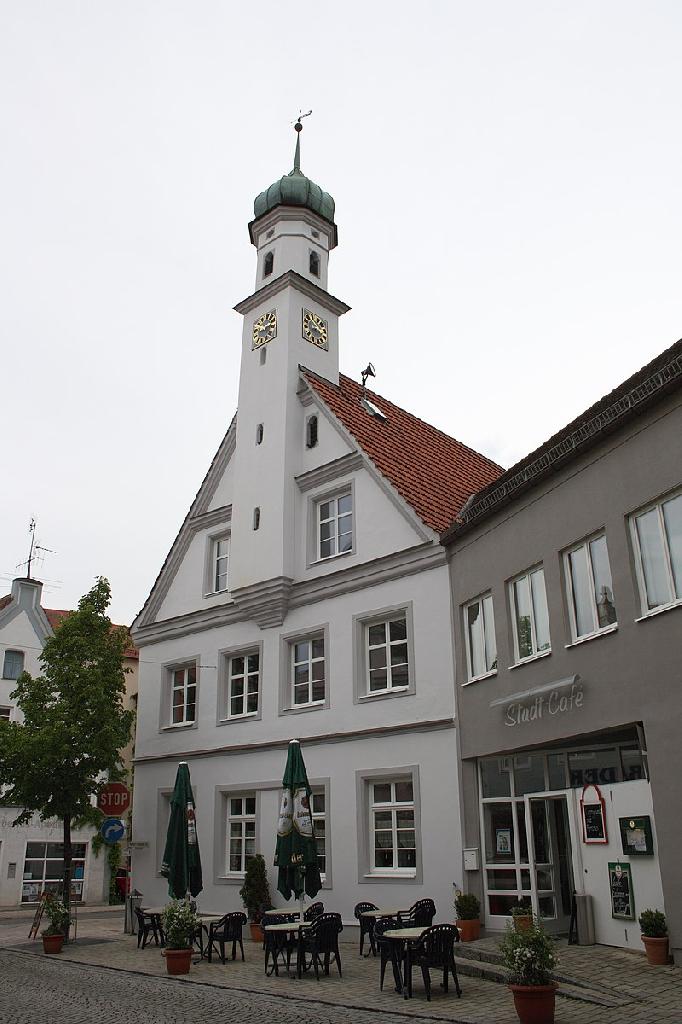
[274,740,321,915]
[160,762,203,899]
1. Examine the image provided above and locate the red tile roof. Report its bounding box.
[303,369,503,533]
[0,600,138,659]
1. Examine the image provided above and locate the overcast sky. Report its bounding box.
[1,1,680,625]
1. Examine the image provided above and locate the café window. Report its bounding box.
[22,842,88,903]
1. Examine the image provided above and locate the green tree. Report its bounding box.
[0,577,134,937]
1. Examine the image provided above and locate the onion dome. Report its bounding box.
[253,120,335,225]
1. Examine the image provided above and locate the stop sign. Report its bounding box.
[98,782,131,815]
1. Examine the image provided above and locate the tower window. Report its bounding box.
[309,251,320,277]
[253,507,261,531]
[263,251,274,277]
[255,423,264,445]
[260,348,267,366]
[306,415,318,449]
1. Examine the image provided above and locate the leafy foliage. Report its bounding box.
[42,896,70,936]
[454,892,481,920]
[162,899,198,949]
[639,909,667,937]
[239,854,271,921]
[510,902,533,916]
[499,920,557,985]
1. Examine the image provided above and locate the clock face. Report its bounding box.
[252,310,277,350]
[302,308,329,350]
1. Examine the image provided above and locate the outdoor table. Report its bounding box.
[383,926,427,998]
[358,908,410,957]
[263,921,312,978]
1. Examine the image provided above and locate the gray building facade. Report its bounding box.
[444,339,682,961]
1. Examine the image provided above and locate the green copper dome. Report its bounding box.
[253,127,335,225]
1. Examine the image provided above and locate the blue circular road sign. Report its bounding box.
[100,817,126,844]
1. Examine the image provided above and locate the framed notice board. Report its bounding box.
[619,816,654,856]
[581,783,608,844]
[608,862,635,920]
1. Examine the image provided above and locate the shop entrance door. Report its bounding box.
[524,794,576,933]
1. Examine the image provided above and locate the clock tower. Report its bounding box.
[229,121,350,614]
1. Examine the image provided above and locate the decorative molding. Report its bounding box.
[248,205,337,249]
[191,504,232,531]
[132,602,243,647]
[230,575,294,630]
[295,452,363,493]
[134,716,455,765]
[234,270,351,318]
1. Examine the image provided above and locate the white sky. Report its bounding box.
[1,1,681,625]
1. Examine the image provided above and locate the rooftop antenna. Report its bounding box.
[361,363,376,389]
[16,518,55,580]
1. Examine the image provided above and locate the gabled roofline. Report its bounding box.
[234,270,350,317]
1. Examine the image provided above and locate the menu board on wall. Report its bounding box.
[608,862,635,920]
[581,783,608,844]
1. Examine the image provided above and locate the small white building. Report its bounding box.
[131,127,501,923]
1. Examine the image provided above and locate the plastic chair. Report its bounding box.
[134,907,163,949]
[304,901,324,921]
[208,911,247,963]
[264,914,297,976]
[398,898,436,928]
[405,923,462,1001]
[298,912,343,979]
[354,901,379,956]
[374,915,403,992]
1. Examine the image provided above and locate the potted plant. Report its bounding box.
[454,892,481,941]
[511,902,534,933]
[41,896,70,954]
[239,854,271,942]
[500,920,558,1024]
[161,899,198,975]
[639,909,669,965]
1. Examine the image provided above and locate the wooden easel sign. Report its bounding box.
[28,891,49,940]
[580,783,608,844]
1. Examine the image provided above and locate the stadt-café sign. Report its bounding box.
[490,675,584,728]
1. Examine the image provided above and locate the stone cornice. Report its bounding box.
[234,270,351,318]
[190,504,232,531]
[134,715,455,765]
[295,452,363,493]
[248,205,337,249]
[230,576,294,630]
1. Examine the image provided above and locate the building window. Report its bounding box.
[263,251,274,277]
[253,507,261,531]
[211,536,230,594]
[227,795,256,874]
[565,534,617,638]
[22,842,87,903]
[509,567,551,662]
[225,652,259,719]
[631,492,682,612]
[309,251,320,277]
[317,492,353,560]
[366,616,409,693]
[306,414,318,449]
[370,779,416,875]
[291,636,325,707]
[255,423,264,445]
[311,789,327,877]
[2,650,24,680]
[464,594,497,681]
[0,706,11,720]
[171,665,196,725]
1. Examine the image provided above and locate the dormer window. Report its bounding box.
[306,415,318,449]
[263,251,274,278]
[309,251,320,277]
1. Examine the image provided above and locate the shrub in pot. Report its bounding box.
[454,892,481,941]
[161,899,198,974]
[511,902,533,933]
[239,854,272,942]
[639,909,669,965]
[42,897,70,954]
[500,920,558,1024]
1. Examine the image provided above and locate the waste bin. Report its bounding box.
[124,892,143,934]
[574,893,595,945]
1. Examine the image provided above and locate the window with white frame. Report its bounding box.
[171,665,196,725]
[291,636,325,707]
[2,650,24,680]
[212,535,230,593]
[317,492,353,560]
[509,567,551,662]
[464,594,497,680]
[0,706,11,720]
[565,533,617,638]
[227,795,256,874]
[225,651,259,719]
[311,789,327,877]
[22,841,88,904]
[631,492,682,612]
[370,779,416,874]
[366,616,409,693]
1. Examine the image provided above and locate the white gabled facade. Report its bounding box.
[131,135,469,923]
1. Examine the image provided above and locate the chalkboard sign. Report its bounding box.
[608,862,634,920]
[580,783,608,844]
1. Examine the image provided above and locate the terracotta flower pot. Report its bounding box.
[163,948,193,975]
[456,918,481,942]
[642,935,669,965]
[513,915,533,934]
[42,933,65,954]
[250,922,264,943]
[509,983,557,1024]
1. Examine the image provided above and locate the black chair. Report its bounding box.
[264,914,297,976]
[298,912,343,980]
[208,911,247,964]
[134,907,164,949]
[374,915,403,992]
[304,901,324,921]
[398,898,436,928]
[405,923,462,1001]
[354,901,378,956]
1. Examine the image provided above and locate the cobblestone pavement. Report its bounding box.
[1,909,681,1024]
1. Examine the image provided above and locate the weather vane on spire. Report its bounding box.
[293,109,312,132]
[291,110,312,173]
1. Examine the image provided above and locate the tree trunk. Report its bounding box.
[62,814,72,943]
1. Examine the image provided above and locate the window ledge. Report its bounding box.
[215,874,246,885]
[161,722,196,731]
[508,650,552,670]
[282,701,326,716]
[358,687,411,701]
[364,872,417,880]
[636,600,682,623]
[462,669,497,687]
[565,624,618,648]
[311,550,354,567]
[204,590,232,600]
[218,713,258,723]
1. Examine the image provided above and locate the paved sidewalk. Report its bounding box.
[2,908,680,1024]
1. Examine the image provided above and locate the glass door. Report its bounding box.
[524,794,575,933]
